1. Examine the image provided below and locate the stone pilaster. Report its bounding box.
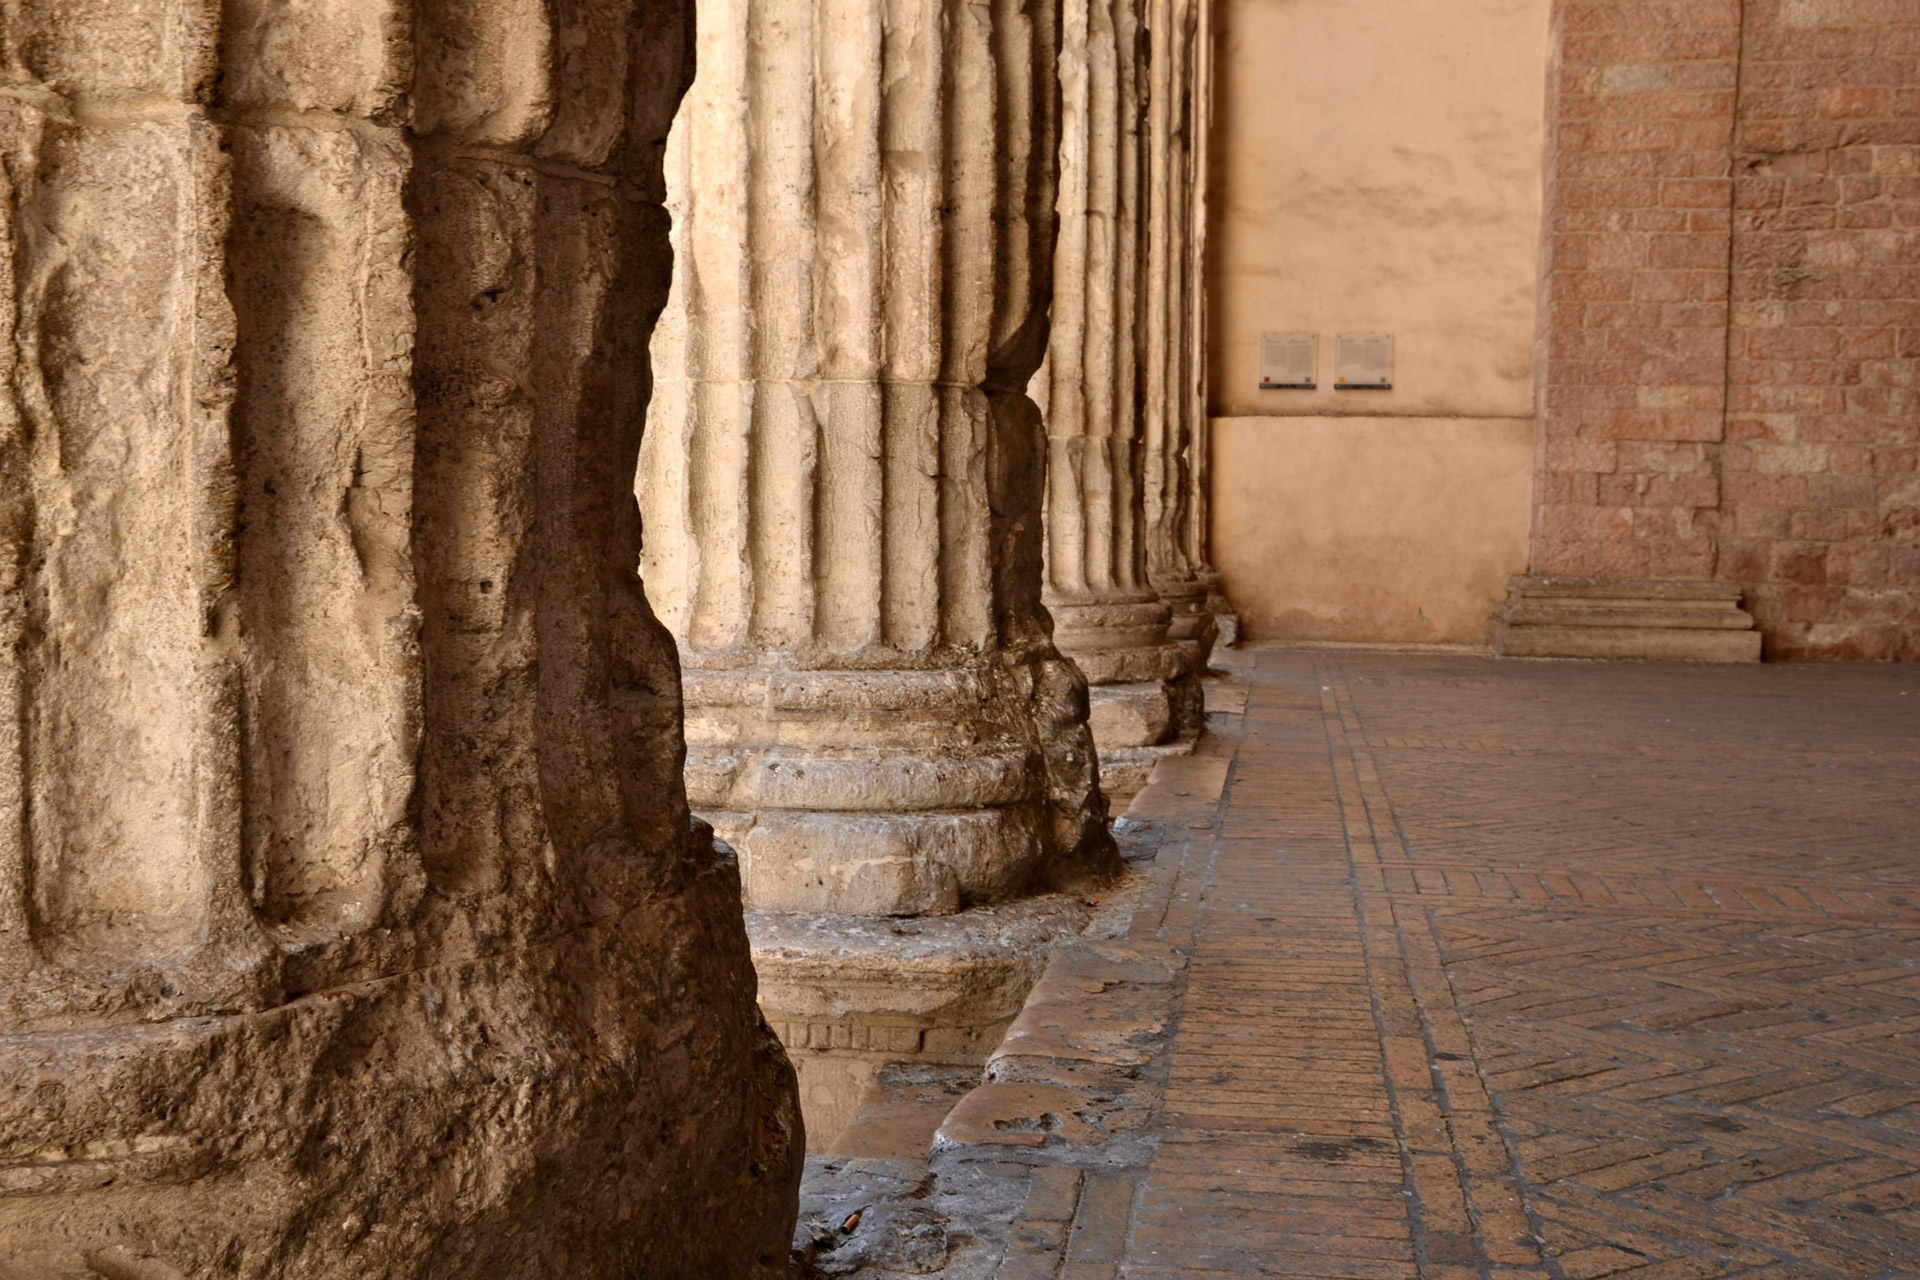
[641,0,1117,1143]
[0,0,800,1272]
[1034,0,1197,797]
[1141,0,1218,679]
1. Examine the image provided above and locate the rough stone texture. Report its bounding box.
[639,0,1119,1145]
[1489,576,1763,661]
[0,1,802,1274]
[752,898,1089,1145]
[1526,0,1919,659]
[1033,0,1197,798]
[1719,0,1920,660]
[1141,0,1219,675]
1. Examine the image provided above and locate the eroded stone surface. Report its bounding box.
[753,897,1091,1145]
[1139,0,1220,677]
[0,0,801,1272]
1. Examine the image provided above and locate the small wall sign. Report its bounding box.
[1260,332,1316,389]
[1335,333,1393,388]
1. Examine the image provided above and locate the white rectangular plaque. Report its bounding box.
[1260,331,1316,389]
[1335,333,1393,389]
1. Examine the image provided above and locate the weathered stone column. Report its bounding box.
[0,0,800,1273]
[1034,0,1199,795]
[1181,0,1238,646]
[1141,0,1219,671]
[642,0,1117,1141]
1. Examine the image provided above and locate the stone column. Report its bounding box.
[0,0,800,1273]
[1141,0,1219,674]
[1181,0,1238,647]
[641,0,1117,1142]
[1034,0,1199,796]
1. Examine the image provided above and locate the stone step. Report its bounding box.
[1491,575,1763,662]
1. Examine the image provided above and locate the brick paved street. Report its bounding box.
[1122,646,1920,1278]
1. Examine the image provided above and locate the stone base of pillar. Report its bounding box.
[0,847,801,1277]
[1195,569,1240,648]
[1086,680,1178,748]
[1489,576,1763,662]
[1094,740,1201,800]
[1048,593,1201,797]
[683,661,1111,918]
[749,896,1091,1148]
[1155,576,1219,675]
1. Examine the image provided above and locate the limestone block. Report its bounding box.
[410,0,555,144]
[988,938,1185,1067]
[752,897,1090,1143]
[1089,741,1194,803]
[750,899,1089,1047]
[227,124,420,940]
[934,1083,1105,1148]
[0,0,802,1271]
[219,0,409,116]
[2,108,254,980]
[1,0,218,99]
[1088,682,1173,747]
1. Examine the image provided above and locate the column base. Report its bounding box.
[1489,576,1762,662]
[1154,576,1219,673]
[749,896,1091,1149]
[1092,740,1197,802]
[1088,680,1176,747]
[1045,592,1200,791]
[682,661,1111,915]
[0,853,802,1277]
[1195,569,1240,648]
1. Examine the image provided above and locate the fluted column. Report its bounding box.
[1034,0,1198,795]
[0,1,799,1271]
[1182,0,1237,643]
[642,0,1115,1143]
[1141,0,1218,672]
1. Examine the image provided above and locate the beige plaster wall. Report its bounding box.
[1205,0,1549,643]
[1213,418,1534,643]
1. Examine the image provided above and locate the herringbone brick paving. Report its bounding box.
[1118,647,1919,1279]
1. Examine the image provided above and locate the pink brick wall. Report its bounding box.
[1533,0,1919,658]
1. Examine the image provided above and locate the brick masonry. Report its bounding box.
[1532,0,1919,658]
